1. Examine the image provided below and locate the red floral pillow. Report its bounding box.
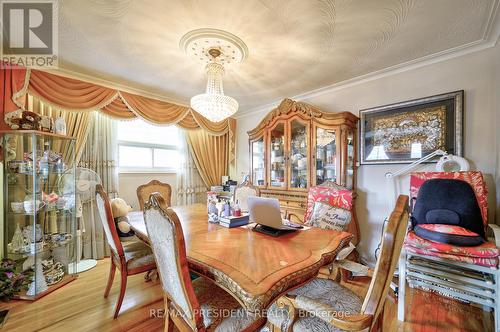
[304,186,353,225]
[404,231,499,267]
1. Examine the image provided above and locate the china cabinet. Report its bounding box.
[0,130,77,300]
[248,99,358,222]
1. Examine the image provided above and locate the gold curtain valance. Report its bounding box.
[1,64,236,164]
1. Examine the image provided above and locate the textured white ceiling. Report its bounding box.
[57,0,498,112]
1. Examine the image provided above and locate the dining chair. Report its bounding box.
[288,181,360,281]
[143,192,266,331]
[398,172,500,329]
[267,195,409,332]
[137,179,172,210]
[95,184,157,318]
[233,179,259,212]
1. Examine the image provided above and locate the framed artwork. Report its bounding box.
[359,90,464,165]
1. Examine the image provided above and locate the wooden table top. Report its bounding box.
[128,203,352,312]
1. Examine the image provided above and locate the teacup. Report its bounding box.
[11,202,24,213]
[24,200,44,214]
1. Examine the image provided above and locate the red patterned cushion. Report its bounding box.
[304,186,353,224]
[417,224,479,237]
[405,246,498,267]
[404,231,500,267]
[410,172,488,231]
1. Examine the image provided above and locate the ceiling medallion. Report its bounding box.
[180,28,248,122]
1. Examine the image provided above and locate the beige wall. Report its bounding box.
[118,173,177,210]
[495,43,500,225]
[236,43,500,265]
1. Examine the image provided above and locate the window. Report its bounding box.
[117,119,180,172]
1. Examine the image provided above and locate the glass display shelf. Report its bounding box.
[270,123,286,188]
[7,171,68,176]
[2,130,77,301]
[8,238,75,257]
[251,138,266,186]
[315,127,337,186]
[11,275,77,301]
[345,131,355,189]
[290,120,308,189]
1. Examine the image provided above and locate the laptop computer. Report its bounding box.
[248,196,303,231]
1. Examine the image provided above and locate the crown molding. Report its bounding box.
[39,67,191,107]
[235,2,500,119]
[235,38,498,120]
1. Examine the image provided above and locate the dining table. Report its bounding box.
[128,203,352,312]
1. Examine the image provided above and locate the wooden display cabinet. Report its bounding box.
[248,99,359,224]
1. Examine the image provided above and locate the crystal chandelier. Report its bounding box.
[190,49,238,122]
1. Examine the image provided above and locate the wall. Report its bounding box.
[495,42,500,225]
[236,43,500,265]
[118,173,177,210]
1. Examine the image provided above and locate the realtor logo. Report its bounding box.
[1,0,58,68]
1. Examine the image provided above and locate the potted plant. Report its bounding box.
[0,258,32,327]
[0,258,31,300]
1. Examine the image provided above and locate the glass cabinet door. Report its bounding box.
[269,123,286,188]
[315,127,337,185]
[345,129,355,189]
[251,137,265,186]
[289,120,309,189]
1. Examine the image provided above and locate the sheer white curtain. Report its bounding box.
[176,130,207,205]
[78,112,118,259]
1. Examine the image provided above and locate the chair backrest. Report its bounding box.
[95,184,124,258]
[410,172,488,232]
[137,180,172,210]
[143,193,204,331]
[233,181,259,212]
[361,195,409,328]
[412,179,484,238]
[304,181,359,244]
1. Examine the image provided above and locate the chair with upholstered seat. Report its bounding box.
[233,179,259,213]
[95,184,157,318]
[288,181,361,281]
[398,172,500,329]
[143,192,266,331]
[137,179,172,210]
[267,195,409,332]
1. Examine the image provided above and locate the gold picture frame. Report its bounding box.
[359,91,464,164]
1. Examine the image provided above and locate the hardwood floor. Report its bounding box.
[0,259,493,331]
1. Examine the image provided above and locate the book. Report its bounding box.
[219,219,249,228]
[218,213,249,222]
[219,214,250,228]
